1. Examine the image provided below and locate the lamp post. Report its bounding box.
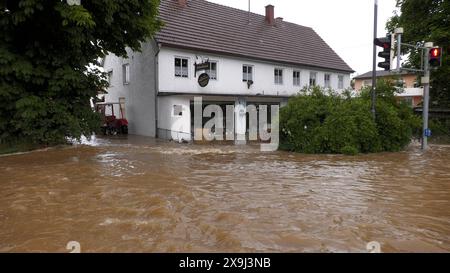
[371,0,378,119]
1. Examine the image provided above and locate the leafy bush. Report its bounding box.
[341,145,359,156]
[280,81,421,154]
[319,98,382,154]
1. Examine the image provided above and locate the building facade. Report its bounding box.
[103,0,353,141]
[354,70,423,107]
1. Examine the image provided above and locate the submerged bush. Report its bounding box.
[280,81,420,154]
[341,145,359,156]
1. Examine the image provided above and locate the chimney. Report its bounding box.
[178,0,187,7]
[265,5,274,25]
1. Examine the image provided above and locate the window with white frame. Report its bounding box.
[293,70,301,86]
[274,68,283,85]
[338,75,344,89]
[243,65,253,82]
[309,72,317,86]
[208,61,217,80]
[175,57,189,78]
[173,105,183,116]
[122,64,130,85]
[324,74,331,88]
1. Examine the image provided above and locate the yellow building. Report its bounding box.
[353,71,423,107]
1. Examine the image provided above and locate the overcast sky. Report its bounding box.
[208,0,398,76]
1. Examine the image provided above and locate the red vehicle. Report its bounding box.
[95,102,128,135]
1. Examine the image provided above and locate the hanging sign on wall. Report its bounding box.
[198,73,210,88]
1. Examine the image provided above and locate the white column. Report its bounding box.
[235,97,247,144]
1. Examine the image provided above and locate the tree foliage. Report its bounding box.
[386,0,450,107]
[279,82,421,155]
[0,0,162,145]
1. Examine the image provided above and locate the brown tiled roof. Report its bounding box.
[155,0,354,73]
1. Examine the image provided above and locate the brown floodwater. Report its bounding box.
[0,135,449,253]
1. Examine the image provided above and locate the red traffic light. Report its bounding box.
[430,48,440,58]
[429,47,442,67]
[375,36,392,71]
[374,37,391,49]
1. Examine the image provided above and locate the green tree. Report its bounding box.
[0,0,162,146]
[280,81,420,155]
[387,0,450,107]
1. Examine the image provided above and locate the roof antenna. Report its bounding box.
[248,0,251,24]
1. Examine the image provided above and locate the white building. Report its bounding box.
[103,0,354,141]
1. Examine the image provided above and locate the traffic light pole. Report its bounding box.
[371,0,378,119]
[422,42,433,150]
[379,24,439,150]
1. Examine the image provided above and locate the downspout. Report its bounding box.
[154,41,161,138]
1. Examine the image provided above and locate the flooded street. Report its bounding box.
[0,136,449,253]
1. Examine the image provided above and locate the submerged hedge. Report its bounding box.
[279,81,421,154]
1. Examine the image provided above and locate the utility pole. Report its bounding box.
[422,42,433,150]
[371,0,378,119]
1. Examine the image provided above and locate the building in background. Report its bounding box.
[353,70,423,107]
[102,0,353,141]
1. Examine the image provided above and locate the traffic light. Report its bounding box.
[429,47,442,67]
[374,35,392,71]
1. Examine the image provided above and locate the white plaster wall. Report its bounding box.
[103,41,158,137]
[158,47,351,96]
[157,96,191,141]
